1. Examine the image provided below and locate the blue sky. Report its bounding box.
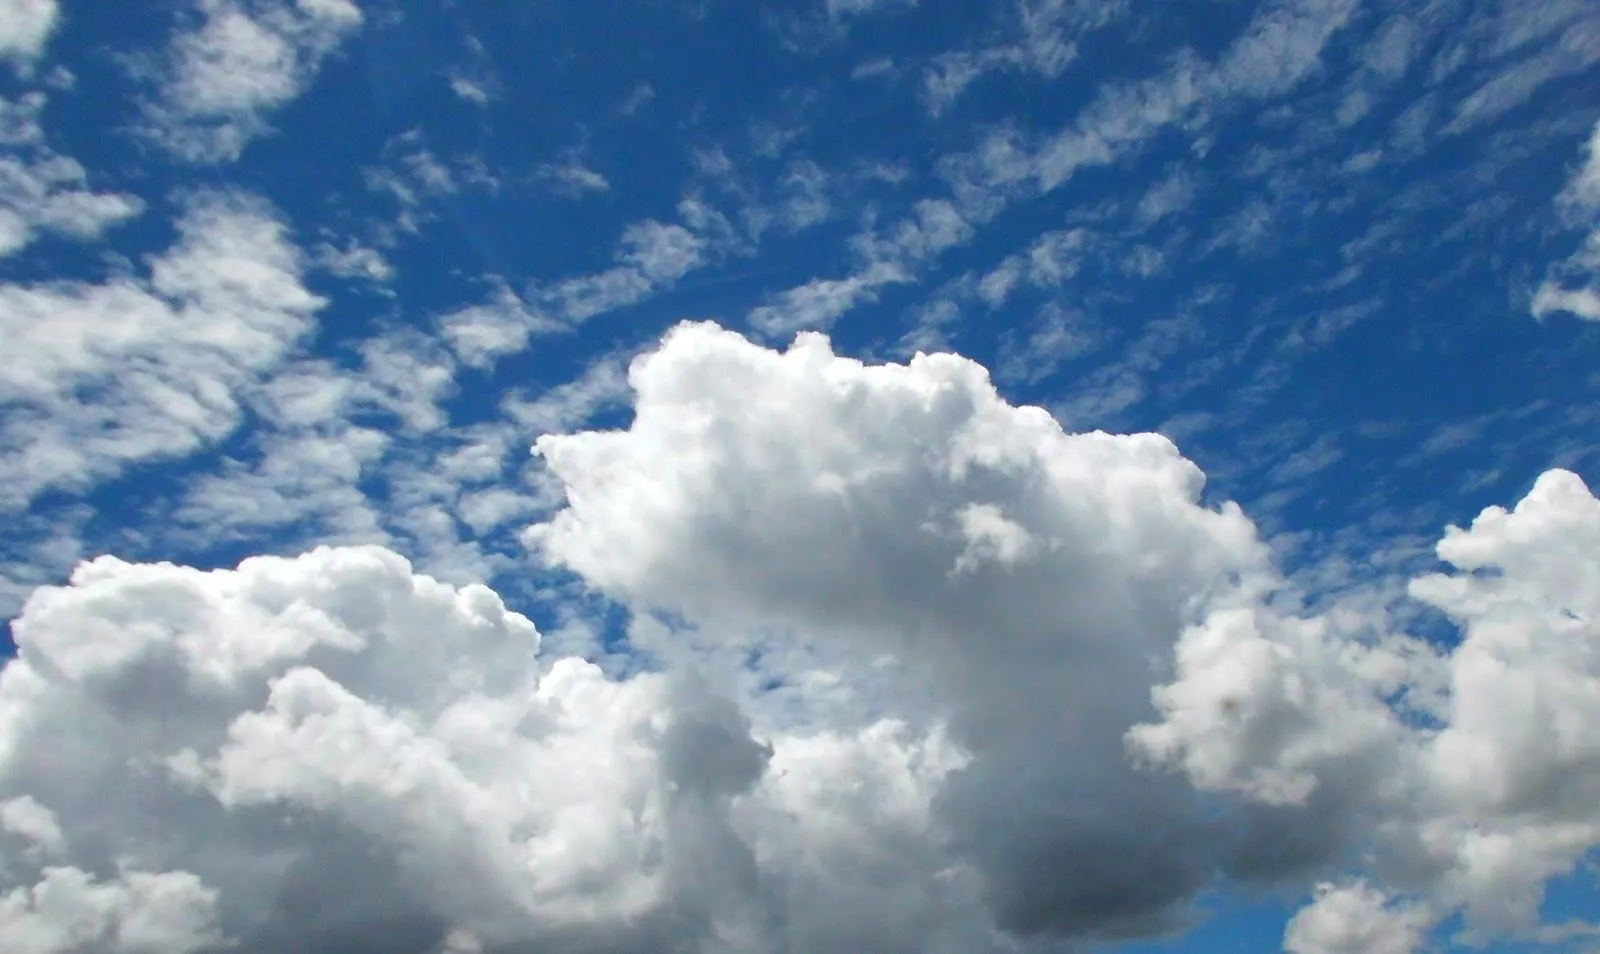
[2,1,1600,952]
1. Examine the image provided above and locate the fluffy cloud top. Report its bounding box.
[5,323,1600,952]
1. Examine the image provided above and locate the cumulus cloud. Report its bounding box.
[1283,881,1435,954]
[532,321,1326,941]
[533,326,1600,947]
[142,0,363,162]
[1142,465,1600,941]
[0,0,58,63]
[11,322,1600,953]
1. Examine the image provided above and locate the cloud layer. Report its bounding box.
[4,323,1600,952]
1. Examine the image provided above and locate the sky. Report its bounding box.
[1,0,1600,951]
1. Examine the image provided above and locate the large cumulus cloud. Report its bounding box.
[4,321,1600,952]
[531,321,1337,940]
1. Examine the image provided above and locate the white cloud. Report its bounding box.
[825,0,916,22]
[1559,119,1600,213]
[0,0,58,63]
[501,354,631,438]
[777,159,831,230]
[1140,465,1600,941]
[533,159,610,198]
[448,74,491,105]
[312,237,393,284]
[538,324,1600,948]
[13,323,1600,952]
[0,190,322,509]
[1444,2,1600,135]
[747,262,907,337]
[0,866,223,954]
[1283,882,1434,954]
[0,93,143,257]
[144,0,363,162]
[1535,120,1600,321]
[943,0,1359,201]
[750,199,969,335]
[1532,282,1600,321]
[174,418,389,545]
[0,545,794,951]
[770,0,1362,335]
[920,0,1126,115]
[440,282,556,369]
[531,321,1312,940]
[0,795,63,857]
[169,323,462,556]
[620,220,704,282]
[362,132,497,242]
[535,215,714,326]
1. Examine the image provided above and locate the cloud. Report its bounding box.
[746,262,907,337]
[174,418,389,546]
[532,160,610,198]
[168,321,463,559]
[0,93,143,257]
[534,215,713,326]
[763,0,1363,337]
[748,199,969,335]
[536,325,1600,947]
[0,865,224,954]
[1532,283,1600,321]
[0,0,58,63]
[1283,882,1435,954]
[312,237,393,285]
[1443,1,1600,135]
[12,323,1600,952]
[449,74,491,105]
[1141,466,1600,941]
[1535,119,1600,321]
[920,0,1127,115]
[0,544,807,953]
[0,190,322,509]
[531,321,1318,941]
[143,0,363,162]
[776,160,831,231]
[440,281,556,369]
[825,0,917,22]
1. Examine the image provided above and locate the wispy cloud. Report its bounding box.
[532,159,610,198]
[0,190,322,507]
[534,211,721,326]
[141,0,363,162]
[440,281,557,369]
[1443,0,1600,134]
[0,93,143,256]
[825,0,917,23]
[1534,119,1600,321]
[921,0,1127,115]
